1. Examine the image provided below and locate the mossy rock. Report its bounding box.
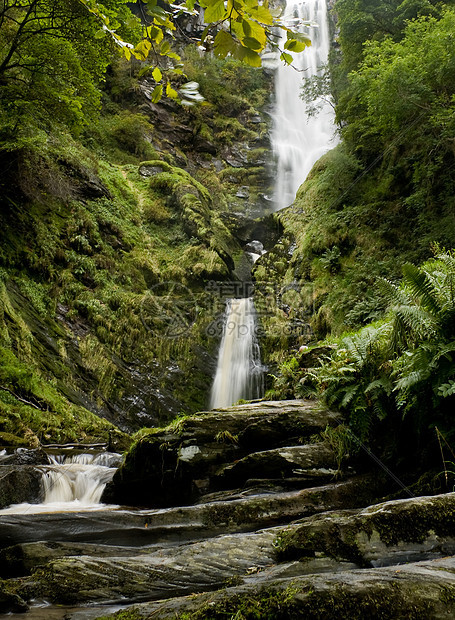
[274,492,455,566]
[0,465,43,509]
[105,401,340,507]
[96,556,455,619]
[0,432,29,448]
[0,580,28,614]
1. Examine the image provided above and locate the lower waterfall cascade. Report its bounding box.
[0,451,121,514]
[210,297,264,409]
[272,0,337,211]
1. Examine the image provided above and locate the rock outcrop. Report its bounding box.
[104,400,341,507]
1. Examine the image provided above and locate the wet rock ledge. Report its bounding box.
[103,400,343,507]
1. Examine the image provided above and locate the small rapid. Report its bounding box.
[0,451,121,514]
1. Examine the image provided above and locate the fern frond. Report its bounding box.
[430,340,455,365]
[372,399,388,421]
[340,384,360,408]
[378,277,412,308]
[365,376,393,396]
[393,304,436,340]
[402,262,442,317]
[395,368,430,392]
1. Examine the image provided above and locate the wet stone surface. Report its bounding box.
[1,400,455,618]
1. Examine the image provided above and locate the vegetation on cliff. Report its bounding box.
[262,0,455,471]
[0,1,276,445]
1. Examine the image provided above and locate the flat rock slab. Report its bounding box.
[107,400,340,507]
[276,491,455,568]
[27,529,279,604]
[103,556,455,619]
[0,541,179,577]
[0,477,379,549]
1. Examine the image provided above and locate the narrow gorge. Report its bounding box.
[1,0,455,618]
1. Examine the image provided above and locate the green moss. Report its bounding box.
[97,611,143,620]
[274,495,455,566]
[176,585,301,619]
[0,431,29,447]
[0,344,120,445]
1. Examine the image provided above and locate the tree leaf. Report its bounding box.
[290,31,312,45]
[133,39,152,60]
[204,0,226,23]
[213,30,237,59]
[151,83,163,103]
[166,82,179,99]
[242,36,262,51]
[147,25,164,44]
[280,51,293,65]
[241,18,266,46]
[284,39,309,53]
[152,67,162,82]
[160,40,171,55]
[248,4,273,25]
[235,46,261,67]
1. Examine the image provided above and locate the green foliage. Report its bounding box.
[335,0,452,73]
[321,251,455,443]
[321,424,356,470]
[266,357,301,400]
[0,345,116,444]
[184,46,269,116]
[268,251,455,454]
[90,112,156,163]
[0,0,137,137]
[318,323,393,441]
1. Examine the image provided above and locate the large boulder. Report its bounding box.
[104,401,340,507]
[0,466,43,509]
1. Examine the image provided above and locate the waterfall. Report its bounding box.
[0,452,120,514]
[210,298,263,409]
[272,0,336,211]
[41,463,116,505]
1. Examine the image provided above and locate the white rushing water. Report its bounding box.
[272,0,336,211]
[0,452,120,514]
[210,298,263,409]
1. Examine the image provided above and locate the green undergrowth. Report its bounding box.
[0,131,235,437]
[266,250,455,474]
[0,346,119,447]
[0,39,277,441]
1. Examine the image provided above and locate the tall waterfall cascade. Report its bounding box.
[210,298,263,409]
[272,0,337,211]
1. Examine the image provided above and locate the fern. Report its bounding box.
[402,263,442,318]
